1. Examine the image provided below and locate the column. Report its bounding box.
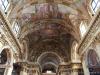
[71,69,78,75]
[20,67,28,75]
[27,63,41,75]
[71,63,81,75]
[20,62,28,75]
[19,62,41,75]
[4,65,13,75]
[82,60,90,75]
[57,63,71,75]
[31,67,40,75]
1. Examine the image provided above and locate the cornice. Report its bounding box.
[78,10,100,55]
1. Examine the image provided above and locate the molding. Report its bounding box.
[0,11,21,56]
[78,10,100,55]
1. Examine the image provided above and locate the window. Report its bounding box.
[91,0,100,13]
[87,50,100,74]
[0,0,9,12]
[80,22,87,37]
[88,50,100,66]
[12,22,20,36]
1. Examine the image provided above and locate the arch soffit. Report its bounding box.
[37,52,63,64]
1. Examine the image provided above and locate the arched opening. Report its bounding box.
[0,52,5,75]
[42,63,56,73]
[0,49,7,64]
[87,50,100,74]
[0,48,12,75]
[38,52,61,74]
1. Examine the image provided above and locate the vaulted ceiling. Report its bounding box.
[9,0,91,63]
[26,22,75,62]
[19,3,79,62]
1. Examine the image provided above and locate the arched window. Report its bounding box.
[80,21,87,37]
[0,0,9,12]
[12,21,20,37]
[91,0,100,13]
[88,50,100,66]
[87,50,100,74]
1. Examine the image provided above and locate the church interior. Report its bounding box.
[0,0,100,75]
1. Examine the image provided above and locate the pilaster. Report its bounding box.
[19,62,41,75]
[71,63,82,75]
[57,62,71,75]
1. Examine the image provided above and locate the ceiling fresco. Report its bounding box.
[17,3,80,62]
[9,0,91,63]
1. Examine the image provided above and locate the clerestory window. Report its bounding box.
[12,22,20,37]
[0,0,9,12]
[80,21,87,37]
[91,0,100,13]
